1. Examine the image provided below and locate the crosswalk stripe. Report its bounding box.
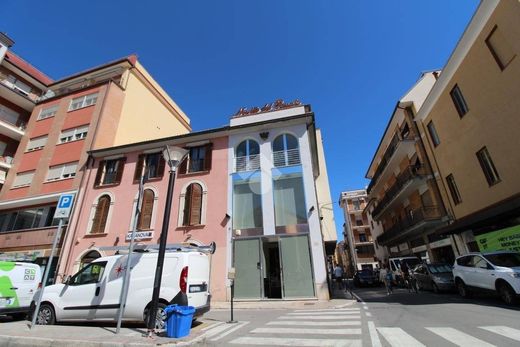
[200,321,224,331]
[209,321,249,341]
[199,322,237,339]
[294,308,360,312]
[251,327,361,335]
[287,312,359,316]
[426,327,495,347]
[480,326,520,342]
[278,315,360,320]
[230,337,361,346]
[377,327,426,347]
[267,321,360,326]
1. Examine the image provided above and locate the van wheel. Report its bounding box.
[456,280,470,298]
[37,303,56,325]
[498,283,516,305]
[144,303,167,330]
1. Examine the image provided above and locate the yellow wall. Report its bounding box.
[113,62,191,146]
[421,0,520,219]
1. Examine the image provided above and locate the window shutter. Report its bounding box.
[92,195,110,234]
[114,158,126,184]
[157,156,166,177]
[189,183,203,225]
[134,155,145,182]
[138,190,154,230]
[182,184,192,226]
[204,144,213,171]
[94,160,105,187]
[178,156,188,175]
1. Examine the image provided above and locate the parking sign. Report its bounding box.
[54,193,76,219]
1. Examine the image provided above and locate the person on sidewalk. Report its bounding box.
[380,264,393,295]
[333,263,344,290]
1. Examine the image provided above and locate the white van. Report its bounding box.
[388,256,421,282]
[32,250,210,327]
[0,261,42,318]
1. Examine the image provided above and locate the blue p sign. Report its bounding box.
[58,196,72,208]
[55,193,75,219]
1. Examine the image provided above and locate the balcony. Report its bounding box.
[234,154,260,172]
[273,148,301,167]
[377,205,445,246]
[367,132,415,195]
[0,78,36,112]
[371,165,430,220]
[0,226,62,249]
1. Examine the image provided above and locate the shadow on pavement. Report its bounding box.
[354,286,520,311]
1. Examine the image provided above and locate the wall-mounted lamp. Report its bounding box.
[259,131,269,140]
[308,206,315,213]
[225,213,231,220]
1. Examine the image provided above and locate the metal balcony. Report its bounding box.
[371,165,430,219]
[234,154,260,172]
[273,149,301,167]
[376,205,445,246]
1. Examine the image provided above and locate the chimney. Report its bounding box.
[0,32,15,64]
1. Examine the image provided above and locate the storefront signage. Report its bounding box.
[475,224,520,252]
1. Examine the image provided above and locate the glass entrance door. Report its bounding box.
[234,238,262,299]
[280,235,315,298]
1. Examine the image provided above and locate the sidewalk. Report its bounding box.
[0,291,356,346]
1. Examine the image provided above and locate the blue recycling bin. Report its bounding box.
[164,304,195,338]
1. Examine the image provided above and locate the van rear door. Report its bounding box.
[187,253,210,309]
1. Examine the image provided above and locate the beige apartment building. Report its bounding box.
[415,0,520,254]
[339,189,377,274]
[365,71,455,264]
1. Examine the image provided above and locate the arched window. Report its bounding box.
[91,195,110,234]
[137,189,155,230]
[235,139,260,171]
[80,250,101,269]
[182,183,203,226]
[273,133,300,167]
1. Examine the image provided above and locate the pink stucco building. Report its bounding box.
[60,130,229,301]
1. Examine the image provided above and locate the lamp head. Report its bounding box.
[162,145,189,171]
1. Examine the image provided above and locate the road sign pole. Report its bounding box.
[31,218,64,328]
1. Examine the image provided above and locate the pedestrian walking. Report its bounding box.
[380,264,393,295]
[333,263,344,290]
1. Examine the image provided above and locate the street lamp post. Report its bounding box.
[147,145,188,335]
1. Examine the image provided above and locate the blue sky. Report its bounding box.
[4,0,479,240]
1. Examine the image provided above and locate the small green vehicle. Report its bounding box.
[0,261,42,319]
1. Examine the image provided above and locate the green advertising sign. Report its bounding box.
[475,224,520,252]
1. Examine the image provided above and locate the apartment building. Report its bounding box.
[339,189,377,273]
[415,0,520,255]
[62,100,333,301]
[0,54,191,274]
[0,33,52,192]
[365,72,454,264]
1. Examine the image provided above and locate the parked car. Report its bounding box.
[412,263,454,293]
[354,269,380,287]
[453,251,520,305]
[32,249,211,327]
[388,256,421,284]
[0,261,42,319]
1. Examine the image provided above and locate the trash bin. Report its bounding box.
[164,304,195,338]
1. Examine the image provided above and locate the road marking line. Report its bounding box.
[287,311,359,316]
[294,308,360,312]
[366,312,372,317]
[367,321,382,347]
[200,321,224,331]
[209,321,249,341]
[426,327,495,347]
[229,337,362,346]
[198,322,236,339]
[277,315,361,320]
[480,326,520,342]
[268,321,360,326]
[251,327,361,335]
[377,327,426,347]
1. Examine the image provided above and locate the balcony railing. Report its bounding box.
[367,132,414,194]
[377,205,444,245]
[371,165,428,218]
[0,156,14,165]
[234,154,260,172]
[273,149,301,167]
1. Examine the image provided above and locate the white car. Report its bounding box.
[452,251,520,304]
[32,250,211,327]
